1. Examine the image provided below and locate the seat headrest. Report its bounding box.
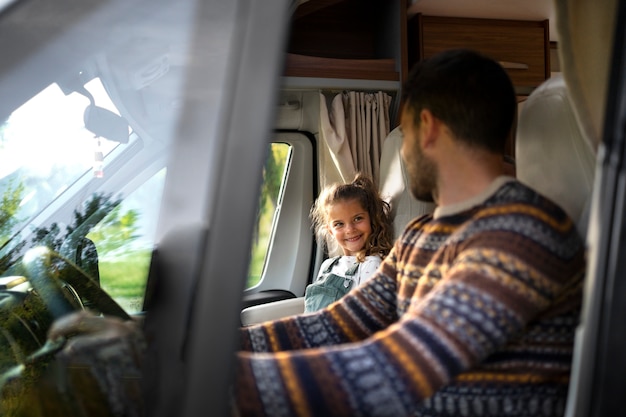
[516,74,596,236]
[378,127,435,238]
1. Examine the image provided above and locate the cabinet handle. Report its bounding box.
[499,61,529,70]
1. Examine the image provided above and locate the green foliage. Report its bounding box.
[0,180,24,247]
[0,189,141,280]
[31,223,63,253]
[29,193,125,256]
[260,144,287,210]
[0,180,26,275]
[26,193,143,311]
[82,195,146,311]
[98,249,150,312]
[248,143,290,287]
[87,205,141,259]
[247,196,275,287]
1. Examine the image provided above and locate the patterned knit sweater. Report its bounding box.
[235,178,585,417]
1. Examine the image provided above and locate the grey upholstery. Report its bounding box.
[240,297,304,326]
[378,126,436,238]
[515,74,596,237]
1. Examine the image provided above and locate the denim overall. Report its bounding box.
[304,257,360,313]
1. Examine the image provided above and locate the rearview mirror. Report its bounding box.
[84,105,130,143]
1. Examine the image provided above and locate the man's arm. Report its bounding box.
[233,216,585,416]
[239,250,401,353]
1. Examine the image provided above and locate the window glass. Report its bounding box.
[247,142,291,288]
[0,79,120,255]
[0,0,200,322]
[87,168,166,313]
[0,76,166,315]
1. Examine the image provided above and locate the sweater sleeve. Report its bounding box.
[239,252,400,353]
[234,210,586,416]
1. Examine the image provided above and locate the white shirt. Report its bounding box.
[316,255,382,287]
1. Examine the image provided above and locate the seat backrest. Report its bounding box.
[378,127,436,239]
[379,75,595,240]
[515,74,596,237]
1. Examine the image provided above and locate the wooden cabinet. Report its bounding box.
[408,15,550,93]
[284,0,408,84]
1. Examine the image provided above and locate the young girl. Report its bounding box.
[304,173,394,312]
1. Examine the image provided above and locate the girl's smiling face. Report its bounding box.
[326,198,372,256]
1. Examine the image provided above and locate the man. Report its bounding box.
[234,49,585,416]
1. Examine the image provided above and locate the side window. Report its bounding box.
[248,143,291,288]
[87,168,166,313]
[245,132,315,297]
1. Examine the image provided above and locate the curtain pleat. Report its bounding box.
[319,90,392,189]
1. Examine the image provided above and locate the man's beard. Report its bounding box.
[405,145,437,203]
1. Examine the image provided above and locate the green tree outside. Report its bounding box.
[0,180,26,275]
[0,180,24,248]
[247,143,290,287]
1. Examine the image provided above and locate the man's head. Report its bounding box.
[400,49,517,202]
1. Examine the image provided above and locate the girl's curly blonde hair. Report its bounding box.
[310,173,394,262]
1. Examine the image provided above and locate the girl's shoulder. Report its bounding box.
[320,256,339,269]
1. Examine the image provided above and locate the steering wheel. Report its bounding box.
[0,247,134,414]
[22,246,131,321]
[0,246,131,370]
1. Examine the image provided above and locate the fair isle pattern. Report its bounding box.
[236,180,585,417]
[413,382,568,417]
[250,356,294,417]
[418,280,524,358]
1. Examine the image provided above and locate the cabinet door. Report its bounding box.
[410,15,550,91]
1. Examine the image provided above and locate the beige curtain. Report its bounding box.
[319,91,392,189]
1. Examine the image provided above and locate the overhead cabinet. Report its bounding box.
[408,15,550,93]
[283,0,408,84]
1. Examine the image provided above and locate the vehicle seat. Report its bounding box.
[240,296,304,326]
[378,126,436,238]
[515,74,596,237]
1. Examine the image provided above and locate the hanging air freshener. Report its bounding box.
[93,137,104,178]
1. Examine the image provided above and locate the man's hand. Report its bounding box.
[48,310,144,363]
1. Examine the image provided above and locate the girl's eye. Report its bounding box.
[354,216,363,222]
[333,222,344,229]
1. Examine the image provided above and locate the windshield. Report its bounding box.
[0,0,222,315]
[0,79,120,248]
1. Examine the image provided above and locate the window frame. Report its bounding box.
[244,130,317,299]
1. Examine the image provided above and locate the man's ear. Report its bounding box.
[419,109,440,148]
